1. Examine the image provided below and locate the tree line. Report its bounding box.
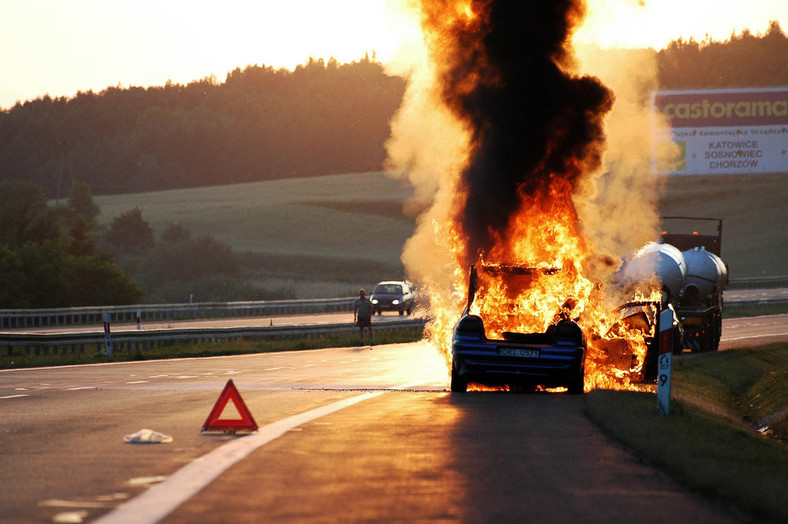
[0,180,143,307]
[657,21,788,89]
[0,179,289,308]
[0,57,405,197]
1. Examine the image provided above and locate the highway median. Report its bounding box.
[0,319,426,368]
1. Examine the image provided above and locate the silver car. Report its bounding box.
[370,281,416,315]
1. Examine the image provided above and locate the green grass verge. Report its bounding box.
[0,328,424,369]
[585,343,788,523]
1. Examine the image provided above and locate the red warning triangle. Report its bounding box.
[202,379,258,433]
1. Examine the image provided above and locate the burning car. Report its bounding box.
[450,264,586,393]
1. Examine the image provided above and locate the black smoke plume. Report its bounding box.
[419,0,614,265]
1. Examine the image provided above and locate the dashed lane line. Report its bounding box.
[93,379,429,524]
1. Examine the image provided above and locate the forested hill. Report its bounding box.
[0,57,406,197]
[2,22,788,198]
[657,21,788,89]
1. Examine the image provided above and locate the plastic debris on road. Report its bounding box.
[124,428,173,444]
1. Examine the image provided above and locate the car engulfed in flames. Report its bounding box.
[450,264,586,393]
[387,0,674,393]
[448,261,673,393]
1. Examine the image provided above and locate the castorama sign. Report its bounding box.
[651,87,788,175]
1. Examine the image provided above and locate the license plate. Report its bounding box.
[499,347,540,358]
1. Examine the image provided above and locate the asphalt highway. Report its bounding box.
[3,316,779,522]
[718,313,788,349]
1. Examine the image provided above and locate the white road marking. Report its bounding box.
[126,381,148,384]
[1,394,29,399]
[53,509,88,523]
[723,332,788,341]
[128,476,167,487]
[40,499,110,509]
[67,387,94,391]
[93,380,429,524]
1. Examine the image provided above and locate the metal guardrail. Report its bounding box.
[2,283,785,360]
[728,276,788,289]
[0,298,356,330]
[2,277,786,329]
[1,319,428,358]
[2,296,785,361]
[725,297,788,309]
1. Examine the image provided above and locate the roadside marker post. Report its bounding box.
[202,379,258,433]
[102,312,113,357]
[657,308,675,415]
[136,311,141,330]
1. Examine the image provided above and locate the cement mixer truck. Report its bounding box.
[620,217,728,353]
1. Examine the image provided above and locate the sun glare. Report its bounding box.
[2,0,423,108]
[2,0,787,109]
[576,0,784,49]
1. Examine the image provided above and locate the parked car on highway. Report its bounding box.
[450,264,586,393]
[370,281,416,315]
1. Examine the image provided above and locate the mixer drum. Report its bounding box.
[621,242,687,303]
[681,247,728,301]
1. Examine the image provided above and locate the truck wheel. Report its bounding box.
[700,321,712,352]
[672,330,684,356]
[712,316,722,351]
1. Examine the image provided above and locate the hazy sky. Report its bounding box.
[2,0,787,110]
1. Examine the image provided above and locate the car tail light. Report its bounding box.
[455,315,485,339]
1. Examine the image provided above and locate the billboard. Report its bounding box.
[651,87,788,175]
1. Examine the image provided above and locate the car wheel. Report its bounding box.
[450,365,467,393]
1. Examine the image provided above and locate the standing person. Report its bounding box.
[353,289,374,346]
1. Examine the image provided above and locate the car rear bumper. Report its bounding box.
[452,340,584,388]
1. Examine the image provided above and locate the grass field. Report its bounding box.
[94,171,788,297]
[95,172,417,298]
[658,173,788,280]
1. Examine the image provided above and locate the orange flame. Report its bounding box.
[424,177,661,392]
